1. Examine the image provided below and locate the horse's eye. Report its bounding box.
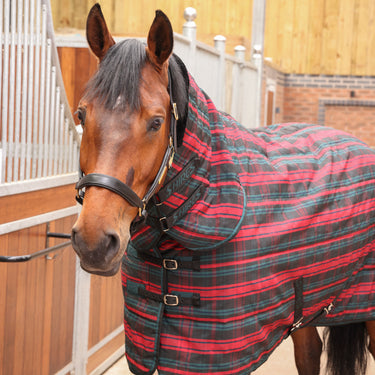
[76,107,86,127]
[148,117,163,131]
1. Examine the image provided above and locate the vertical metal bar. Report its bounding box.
[20,0,30,181]
[32,0,41,179]
[48,66,56,176]
[2,0,10,183]
[58,104,65,174]
[42,39,51,177]
[63,119,69,174]
[37,4,47,177]
[53,87,60,175]
[68,131,74,172]
[7,0,17,182]
[26,0,35,180]
[14,0,24,182]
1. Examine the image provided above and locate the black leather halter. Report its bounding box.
[75,69,179,216]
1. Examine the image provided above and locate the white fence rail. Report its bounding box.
[0,0,80,186]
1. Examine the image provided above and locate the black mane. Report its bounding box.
[83,38,189,146]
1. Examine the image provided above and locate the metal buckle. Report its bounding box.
[163,259,178,270]
[163,294,179,306]
[160,217,169,232]
[172,103,179,120]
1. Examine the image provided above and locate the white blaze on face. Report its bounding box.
[113,95,124,110]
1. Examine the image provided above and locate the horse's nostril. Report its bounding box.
[104,231,121,263]
[71,227,82,256]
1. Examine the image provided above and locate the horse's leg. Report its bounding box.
[366,320,375,359]
[291,326,322,375]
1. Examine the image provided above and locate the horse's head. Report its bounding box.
[71,5,188,276]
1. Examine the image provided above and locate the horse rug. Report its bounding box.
[121,74,375,375]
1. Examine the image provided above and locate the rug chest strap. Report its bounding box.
[146,184,203,232]
[138,287,201,307]
[139,252,200,271]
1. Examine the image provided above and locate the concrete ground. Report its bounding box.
[104,334,375,375]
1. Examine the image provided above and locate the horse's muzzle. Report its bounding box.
[71,227,122,276]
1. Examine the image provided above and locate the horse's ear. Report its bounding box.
[147,10,173,67]
[86,4,115,62]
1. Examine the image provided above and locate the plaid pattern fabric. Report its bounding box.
[122,75,375,375]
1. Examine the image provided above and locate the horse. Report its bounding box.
[72,4,375,375]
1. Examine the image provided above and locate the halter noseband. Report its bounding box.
[75,70,178,216]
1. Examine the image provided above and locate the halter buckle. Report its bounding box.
[172,103,179,120]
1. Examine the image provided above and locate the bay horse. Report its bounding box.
[72,4,375,375]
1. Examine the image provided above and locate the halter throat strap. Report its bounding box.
[75,68,178,216]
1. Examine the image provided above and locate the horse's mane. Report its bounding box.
[83,38,188,146]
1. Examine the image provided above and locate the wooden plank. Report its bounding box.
[336,0,356,74]
[87,330,124,374]
[292,0,309,73]
[321,0,340,74]
[0,183,76,225]
[306,0,325,74]
[264,0,280,65]
[355,0,374,75]
[367,0,375,75]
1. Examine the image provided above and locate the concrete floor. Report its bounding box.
[104,334,375,375]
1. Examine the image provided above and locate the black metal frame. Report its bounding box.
[0,222,71,263]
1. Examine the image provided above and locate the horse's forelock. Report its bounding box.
[83,39,147,112]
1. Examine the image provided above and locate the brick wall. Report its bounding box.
[262,63,375,148]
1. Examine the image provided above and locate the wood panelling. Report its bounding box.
[264,0,375,75]
[0,183,76,224]
[57,47,98,119]
[53,0,375,75]
[52,0,253,57]
[0,215,77,375]
[88,272,124,348]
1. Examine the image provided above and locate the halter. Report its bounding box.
[75,69,179,216]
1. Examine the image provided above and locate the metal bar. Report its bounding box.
[26,0,35,180]
[37,4,47,178]
[58,104,65,174]
[7,0,17,182]
[32,0,41,179]
[20,0,30,181]
[48,66,56,176]
[53,87,61,175]
[42,39,51,177]
[46,232,71,239]
[13,0,24,181]
[0,240,71,263]
[63,118,69,173]
[0,206,78,235]
[2,0,10,183]
[43,0,80,147]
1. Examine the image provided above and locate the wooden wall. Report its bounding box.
[51,0,254,56]
[52,0,375,76]
[264,0,375,76]
[0,216,77,375]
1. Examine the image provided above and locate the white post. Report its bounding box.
[251,0,266,128]
[183,7,197,75]
[72,258,91,375]
[214,35,226,111]
[234,45,246,62]
[183,7,197,40]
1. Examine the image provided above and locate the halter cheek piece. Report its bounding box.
[75,70,178,216]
